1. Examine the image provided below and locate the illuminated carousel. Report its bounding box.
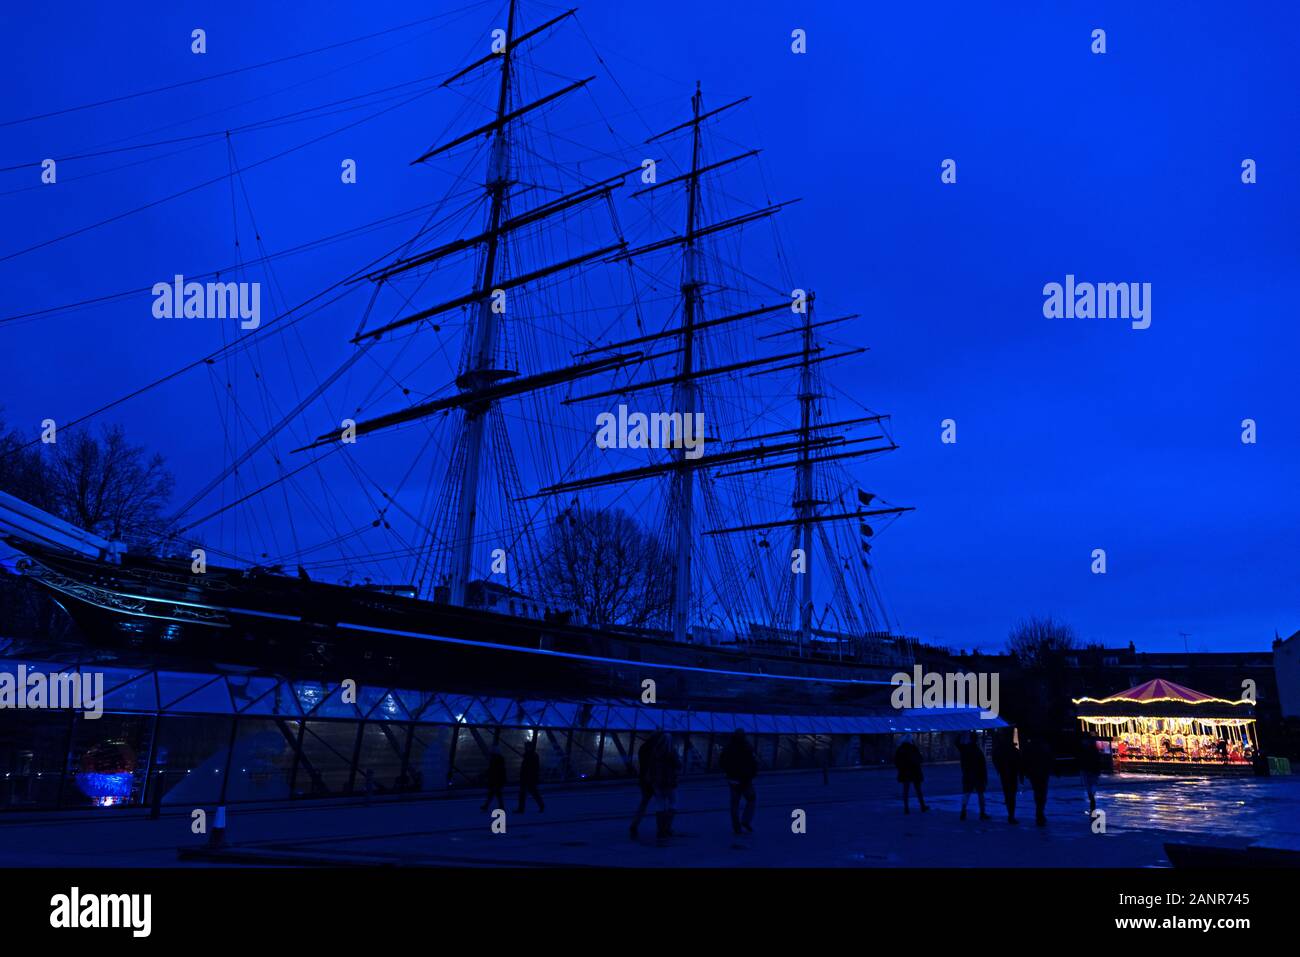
[1073,679,1258,774]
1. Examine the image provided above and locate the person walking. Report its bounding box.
[1022,733,1054,827]
[651,732,682,839]
[1078,731,1102,815]
[718,729,758,835]
[517,739,545,813]
[991,728,1021,824]
[630,731,661,839]
[893,734,929,814]
[957,731,990,821]
[481,746,507,813]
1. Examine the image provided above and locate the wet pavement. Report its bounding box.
[2,764,1296,867]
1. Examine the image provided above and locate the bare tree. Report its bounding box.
[542,506,672,629]
[0,420,60,638]
[1007,614,1078,665]
[0,418,52,510]
[1006,614,1080,734]
[1,421,177,637]
[43,424,176,546]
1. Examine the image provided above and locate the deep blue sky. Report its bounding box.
[1,1,1296,653]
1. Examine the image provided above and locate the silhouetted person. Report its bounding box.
[894,734,929,813]
[991,728,1021,824]
[481,747,507,812]
[517,739,545,813]
[651,732,682,839]
[1022,734,1053,826]
[362,767,375,806]
[1252,749,1270,776]
[719,729,758,835]
[957,732,990,821]
[1077,731,1103,814]
[630,731,661,839]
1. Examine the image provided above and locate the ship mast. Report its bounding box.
[796,296,815,654]
[449,0,518,607]
[671,82,705,643]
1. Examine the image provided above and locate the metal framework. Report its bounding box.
[0,651,994,811]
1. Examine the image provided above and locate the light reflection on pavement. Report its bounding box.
[1100,774,1300,845]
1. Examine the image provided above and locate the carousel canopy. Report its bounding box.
[1074,678,1253,719]
[1092,679,1222,704]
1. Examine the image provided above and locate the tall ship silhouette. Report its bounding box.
[4,2,921,718]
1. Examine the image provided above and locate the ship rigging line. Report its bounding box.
[0,72,453,173]
[0,193,478,326]
[0,0,496,129]
[0,85,441,265]
[0,279,359,465]
[170,131,492,558]
[1,182,488,461]
[7,290,312,460]
[172,440,342,538]
[177,180,485,528]
[180,139,504,551]
[1,18,489,200]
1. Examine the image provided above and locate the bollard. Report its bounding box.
[149,748,169,820]
[149,767,166,820]
[209,805,227,848]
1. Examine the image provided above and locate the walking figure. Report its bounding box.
[517,739,545,813]
[991,728,1021,824]
[719,729,758,835]
[363,767,375,806]
[630,731,661,839]
[651,732,682,840]
[481,747,507,813]
[1022,733,1053,827]
[1077,731,1102,815]
[894,734,929,814]
[957,731,990,821]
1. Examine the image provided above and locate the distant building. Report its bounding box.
[464,580,543,620]
[1274,630,1300,719]
[940,641,1287,757]
[945,643,1275,712]
[430,579,544,618]
[1061,645,1277,716]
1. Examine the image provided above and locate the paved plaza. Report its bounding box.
[1,764,1295,868]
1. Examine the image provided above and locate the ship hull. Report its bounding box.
[12,544,902,715]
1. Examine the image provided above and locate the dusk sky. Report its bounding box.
[1,1,1296,653]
